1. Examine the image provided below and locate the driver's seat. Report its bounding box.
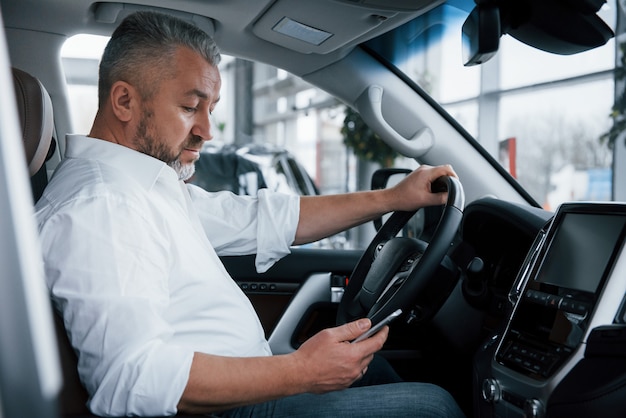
[13,67,56,202]
[13,66,92,416]
[14,67,212,418]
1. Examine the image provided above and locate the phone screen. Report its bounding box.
[351,309,402,343]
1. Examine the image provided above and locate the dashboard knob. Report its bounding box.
[524,398,544,418]
[481,378,500,403]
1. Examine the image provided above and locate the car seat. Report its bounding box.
[14,67,219,418]
[12,67,56,202]
[13,67,92,417]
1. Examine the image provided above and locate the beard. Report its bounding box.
[132,108,202,181]
[168,158,196,181]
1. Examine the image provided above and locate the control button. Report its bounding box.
[481,379,500,403]
[502,391,525,409]
[482,333,500,350]
[572,301,588,315]
[524,398,544,418]
[560,298,573,311]
[399,256,417,272]
[546,294,562,308]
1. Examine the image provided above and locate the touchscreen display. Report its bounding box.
[535,212,625,294]
[500,206,626,375]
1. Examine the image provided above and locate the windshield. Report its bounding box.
[365,0,616,210]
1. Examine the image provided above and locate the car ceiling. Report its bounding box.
[1,0,539,207]
[0,0,444,77]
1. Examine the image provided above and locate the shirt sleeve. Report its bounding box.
[37,193,192,417]
[187,184,300,273]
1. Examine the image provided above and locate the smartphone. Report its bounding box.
[351,309,402,343]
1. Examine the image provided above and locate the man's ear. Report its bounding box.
[110,81,137,123]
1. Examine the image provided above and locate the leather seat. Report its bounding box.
[13,67,92,416]
[13,67,54,177]
[12,67,56,202]
[13,67,213,417]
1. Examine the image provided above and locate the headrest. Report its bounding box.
[12,67,55,176]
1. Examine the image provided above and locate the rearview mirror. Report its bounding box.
[461,0,614,67]
[462,3,501,66]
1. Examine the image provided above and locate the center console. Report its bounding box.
[474,203,626,417]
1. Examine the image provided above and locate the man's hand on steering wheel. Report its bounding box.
[381,164,458,212]
[337,168,464,329]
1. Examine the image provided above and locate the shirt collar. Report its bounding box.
[64,134,179,191]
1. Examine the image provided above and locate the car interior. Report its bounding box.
[1,0,626,417]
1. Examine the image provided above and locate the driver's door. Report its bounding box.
[221,248,361,354]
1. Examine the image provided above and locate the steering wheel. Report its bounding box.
[337,176,465,326]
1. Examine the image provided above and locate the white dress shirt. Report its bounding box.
[35,135,300,416]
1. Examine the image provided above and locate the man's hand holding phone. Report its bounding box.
[351,309,402,343]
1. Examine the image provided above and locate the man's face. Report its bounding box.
[132,47,221,180]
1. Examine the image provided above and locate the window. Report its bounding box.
[365,1,617,208]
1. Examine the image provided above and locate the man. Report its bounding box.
[36,10,465,418]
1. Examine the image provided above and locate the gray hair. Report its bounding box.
[97,10,221,106]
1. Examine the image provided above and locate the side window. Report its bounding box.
[61,34,108,135]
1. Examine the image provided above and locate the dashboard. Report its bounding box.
[467,199,626,418]
[459,198,552,322]
[224,196,626,418]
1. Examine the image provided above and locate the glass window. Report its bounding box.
[365,0,617,208]
[500,80,613,209]
[61,34,107,135]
